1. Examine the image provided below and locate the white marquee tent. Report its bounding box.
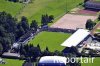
[0,58,2,62]
[39,56,67,65]
[61,29,90,47]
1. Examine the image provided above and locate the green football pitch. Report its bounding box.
[29,31,71,52]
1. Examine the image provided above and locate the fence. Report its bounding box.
[41,27,76,34]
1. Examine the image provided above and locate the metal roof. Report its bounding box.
[61,29,90,47]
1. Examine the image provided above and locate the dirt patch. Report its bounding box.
[51,14,97,30]
[78,9,99,15]
[70,8,99,16]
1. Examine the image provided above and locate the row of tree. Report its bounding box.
[0,12,31,53]
[41,14,54,26]
[19,44,81,66]
[19,44,65,60]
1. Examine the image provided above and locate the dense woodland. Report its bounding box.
[0,12,30,53]
[0,12,54,55]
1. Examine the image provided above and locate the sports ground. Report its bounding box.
[0,0,100,66]
[29,31,71,52]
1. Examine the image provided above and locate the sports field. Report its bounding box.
[0,59,23,66]
[0,0,23,16]
[29,31,71,52]
[17,0,83,24]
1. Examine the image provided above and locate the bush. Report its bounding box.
[85,19,95,30]
[98,14,100,20]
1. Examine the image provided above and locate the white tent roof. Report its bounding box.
[61,29,90,47]
[39,56,67,65]
[12,43,19,48]
[0,58,2,61]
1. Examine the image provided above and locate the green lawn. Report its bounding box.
[0,0,83,24]
[82,57,100,66]
[95,0,100,1]
[96,29,100,32]
[0,59,23,66]
[0,0,23,16]
[17,0,83,24]
[0,57,100,66]
[29,31,71,52]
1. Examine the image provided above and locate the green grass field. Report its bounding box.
[0,0,23,16]
[96,29,100,32]
[0,0,83,24]
[0,59,23,66]
[95,0,100,1]
[29,31,71,52]
[17,0,83,24]
[0,57,100,66]
[82,57,100,66]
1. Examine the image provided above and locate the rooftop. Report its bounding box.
[61,29,90,47]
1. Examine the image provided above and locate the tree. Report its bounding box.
[17,24,25,38]
[19,44,41,61]
[85,19,95,30]
[37,44,41,51]
[0,12,19,52]
[46,46,49,51]
[0,26,6,37]
[20,16,30,32]
[0,12,29,52]
[41,46,53,56]
[48,15,54,23]
[41,15,46,26]
[30,20,38,32]
[0,43,3,55]
[41,14,54,26]
[84,0,89,3]
[98,14,100,20]
[54,50,63,56]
